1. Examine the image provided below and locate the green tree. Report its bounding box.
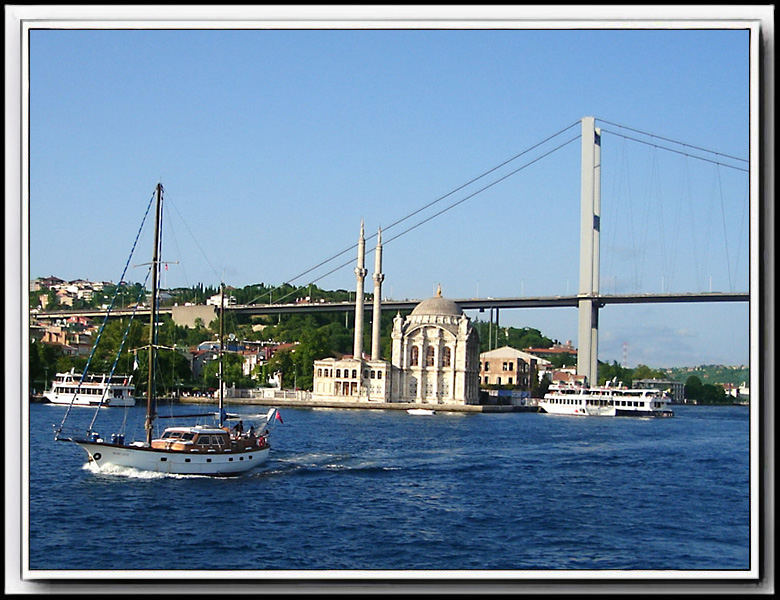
[532,373,551,398]
[598,360,632,386]
[684,375,703,401]
[201,352,249,389]
[700,383,727,404]
[265,348,295,389]
[290,328,331,390]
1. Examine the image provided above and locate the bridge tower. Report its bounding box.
[577,116,602,385]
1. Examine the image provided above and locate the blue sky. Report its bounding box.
[28,23,753,368]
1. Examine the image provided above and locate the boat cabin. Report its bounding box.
[150,426,267,452]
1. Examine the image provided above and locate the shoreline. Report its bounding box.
[176,396,535,413]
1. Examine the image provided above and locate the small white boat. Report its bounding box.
[44,369,135,407]
[406,408,436,415]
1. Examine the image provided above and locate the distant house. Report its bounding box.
[240,350,263,379]
[41,325,67,345]
[722,382,750,401]
[479,346,549,389]
[68,332,94,356]
[190,349,219,378]
[265,342,298,359]
[206,293,237,307]
[523,340,578,363]
[31,275,65,291]
[55,289,75,307]
[633,378,685,404]
[549,368,587,386]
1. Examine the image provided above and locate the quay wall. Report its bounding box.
[175,390,533,413]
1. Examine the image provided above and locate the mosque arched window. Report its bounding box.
[410,346,419,366]
[426,346,435,367]
[442,347,451,367]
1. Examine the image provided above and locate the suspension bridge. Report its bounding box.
[35,117,750,385]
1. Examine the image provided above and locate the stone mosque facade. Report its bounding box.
[312,223,480,406]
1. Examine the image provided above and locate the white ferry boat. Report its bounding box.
[44,369,135,407]
[539,382,674,418]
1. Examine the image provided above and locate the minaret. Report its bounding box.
[353,220,367,360]
[371,227,384,360]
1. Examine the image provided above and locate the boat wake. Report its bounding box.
[81,461,212,480]
[252,452,401,478]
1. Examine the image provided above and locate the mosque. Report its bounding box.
[311,223,481,406]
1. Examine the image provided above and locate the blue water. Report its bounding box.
[28,404,750,571]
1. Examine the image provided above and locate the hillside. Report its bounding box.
[662,365,750,386]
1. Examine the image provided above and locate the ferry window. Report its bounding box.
[182,433,195,441]
[114,390,122,398]
[196,436,212,445]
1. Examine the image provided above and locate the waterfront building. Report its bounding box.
[632,378,686,404]
[311,224,481,405]
[479,346,547,389]
[390,287,481,404]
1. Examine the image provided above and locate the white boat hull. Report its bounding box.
[45,392,135,407]
[73,440,269,476]
[538,401,673,418]
[406,408,436,415]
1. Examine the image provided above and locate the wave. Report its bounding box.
[80,461,210,480]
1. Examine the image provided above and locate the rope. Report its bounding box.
[87,268,151,434]
[55,190,156,438]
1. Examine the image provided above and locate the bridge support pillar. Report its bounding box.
[577,116,601,385]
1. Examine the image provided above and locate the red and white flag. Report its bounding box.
[275,411,283,424]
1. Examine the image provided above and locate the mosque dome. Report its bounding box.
[410,285,463,318]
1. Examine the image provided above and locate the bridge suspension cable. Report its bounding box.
[597,127,749,173]
[247,120,583,305]
[595,118,748,164]
[263,133,582,304]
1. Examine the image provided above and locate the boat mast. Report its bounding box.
[144,182,163,446]
[218,282,225,428]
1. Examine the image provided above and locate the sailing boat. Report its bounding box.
[55,183,281,476]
